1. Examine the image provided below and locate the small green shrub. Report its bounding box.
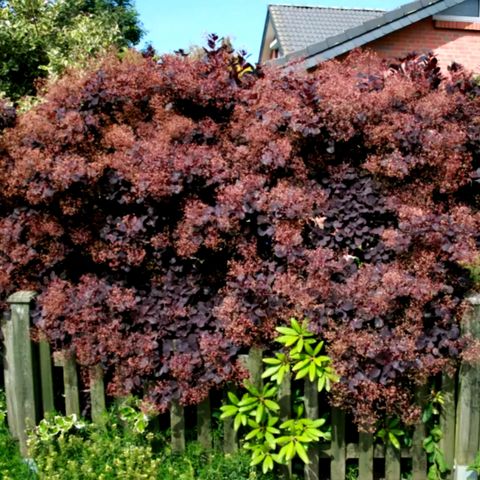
[0,392,36,479]
[27,399,276,480]
[28,403,160,480]
[156,442,277,480]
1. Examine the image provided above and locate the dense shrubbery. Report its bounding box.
[0,393,35,479]
[27,405,275,480]
[0,40,478,429]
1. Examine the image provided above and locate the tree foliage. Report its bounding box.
[0,0,143,101]
[0,42,478,429]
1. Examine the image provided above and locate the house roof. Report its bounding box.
[263,0,468,68]
[268,5,384,56]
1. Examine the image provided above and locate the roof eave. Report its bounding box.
[269,0,467,69]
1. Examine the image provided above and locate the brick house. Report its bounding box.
[259,0,480,70]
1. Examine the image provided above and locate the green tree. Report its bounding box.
[0,0,143,101]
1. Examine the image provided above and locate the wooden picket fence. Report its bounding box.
[2,290,480,480]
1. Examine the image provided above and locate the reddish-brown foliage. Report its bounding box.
[0,44,478,429]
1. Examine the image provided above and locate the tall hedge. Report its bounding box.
[0,44,478,430]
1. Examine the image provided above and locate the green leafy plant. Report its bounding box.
[28,400,160,479]
[468,451,480,475]
[422,389,450,480]
[345,463,359,480]
[220,318,337,474]
[375,417,406,450]
[0,391,36,479]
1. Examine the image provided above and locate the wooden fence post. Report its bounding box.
[304,379,319,480]
[440,373,456,479]
[412,423,427,480]
[63,353,81,417]
[39,337,54,415]
[197,395,212,449]
[170,399,185,453]
[330,408,346,480]
[455,294,480,478]
[89,365,106,423]
[4,291,38,456]
[2,310,18,440]
[358,432,374,480]
[385,443,401,480]
[247,346,263,388]
[170,341,185,453]
[278,370,292,479]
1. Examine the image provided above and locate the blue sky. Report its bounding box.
[135,1,407,61]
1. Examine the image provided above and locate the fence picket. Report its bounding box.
[440,373,456,478]
[278,370,292,479]
[330,408,346,480]
[223,403,237,453]
[6,291,38,455]
[247,347,263,388]
[197,395,212,449]
[304,379,319,480]
[2,310,18,439]
[411,423,427,479]
[358,432,373,480]
[170,399,185,453]
[89,365,106,423]
[385,444,401,480]
[62,353,80,417]
[39,338,54,415]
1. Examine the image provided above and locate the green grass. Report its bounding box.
[0,423,35,479]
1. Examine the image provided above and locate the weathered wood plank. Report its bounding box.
[330,408,346,480]
[412,423,427,480]
[247,346,263,388]
[345,443,411,460]
[197,395,212,449]
[278,370,291,422]
[63,353,80,417]
[385,444,401,480]
[440,373,455,479]
[6,291,38,455]
[358,432,374,480]
[39,338,54,415]
[2,310,18,439]
[304,379,319,480]
[89,365,106,423]
[455,294,480,468]
[170,399,185,453]
[223,408,237,453]
[278,370,292,479]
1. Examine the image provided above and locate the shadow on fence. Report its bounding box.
[2,290,480,480]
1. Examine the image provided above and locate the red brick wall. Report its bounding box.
[366,17,480,71]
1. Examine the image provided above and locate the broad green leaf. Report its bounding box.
[276,327,298,336]
[388,432,401,450]
[262,365,281,379]
[227,391,240,405]
[263,357,282,365]
[263,455,274,473]
[264,399,280,412]
[290,318,302,333]
[255,403,265,423]
[292,358,310,372]
[295,366,310,380]
[234,413,244,431]
[296,441,310,464]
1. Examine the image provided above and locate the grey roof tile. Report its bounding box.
[267,0,467,68]
[268,5,384,55]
